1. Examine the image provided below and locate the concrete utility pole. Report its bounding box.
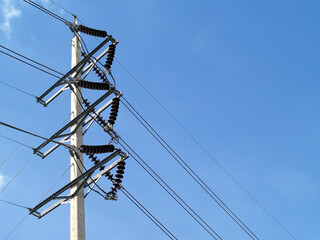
[70,16,85,240]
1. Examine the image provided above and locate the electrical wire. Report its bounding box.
[118,140,222,240]
[73,77,223,238]
[63,36,250,239]
[120,187,178,240]
[0,92,70,169]
[2,213,29,240]
[0,80,36,98]
[73,153,178,240]
[0,155,36,195]
[0,134,34,150]
[0,45,63,76]
[120,97,258,240]
[0,40,71,117]
[22,0,69,24]
[0,198,30,210]
[0,121,72,150]
[116,58,298,240]
[73,146,178,240]
[0,50,61,78]
[2,164,71,240]
[45,0,75,17]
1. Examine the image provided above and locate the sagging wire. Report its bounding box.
[120,187,178,240]
[120,97,258,240]
[117,139,222,240]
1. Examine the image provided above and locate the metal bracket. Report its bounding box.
[39,92,123,159]
[29,150,127,218]
[33,89,115,155]
[36,36,114,106]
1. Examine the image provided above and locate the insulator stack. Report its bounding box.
[82,98,91,109]
[82,99,109,127]
[92,64,108,83]
[78,25,107,38]
[80,144,115,154]
[77,80,109,90]
[88,153,100,165]
[104,171,113,180]
[111,160,126,192]
[108,97,120,125]
[105,44,116,70]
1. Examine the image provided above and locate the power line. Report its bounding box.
[0,198,30,210]
[71,143,178,240]
[120,187,178,240]
[0,45,63,76]
[0,50,61,78]
[82,102,222,238]
[0,121,72,150]
[118,140,222,240]
[74,77,223,238]
[65,34,252,239]
[0,155,36,195]
[116,59,298,240]
[0,80,36,98]
[0,134,34,150]
[2,213,29,240]
[0,40,71,117]
[22,0,69,24]
[46,0,75,17]
[2,164,71,240]
[0,92,70,169]
[120,97,258,239]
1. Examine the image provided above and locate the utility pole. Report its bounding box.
[70,16,85,240]
[26,15,123,237]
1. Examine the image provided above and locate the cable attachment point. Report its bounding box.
[104,191,118,201]
[105,44,116,70]
[79,144,115,154]
[77,25,108,38]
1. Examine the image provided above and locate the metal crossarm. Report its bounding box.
[29,149,124,218]
[41,94,121,158]
[33,89,115,155]
[36,36,114,106]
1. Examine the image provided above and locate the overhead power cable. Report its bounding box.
[82,105,222,239]
[118,140,222,240]
[0,49,61,78]
[77,79,222,238]
[45,0,75,17]
[0,80,36,98]
[0,134,34,150]
[120,98,257,239]
[121,187,178,240]
[0,92,70,169]
[116,59,297,240]
[0,121,72,150]
[0,45,63,76]
[3,213,29,240]
[22,0,69,24]
[0,198,30,210]
[2,164,71,240]
[0,155,36,195]
[0,40,71,118]
[73,150,178,240]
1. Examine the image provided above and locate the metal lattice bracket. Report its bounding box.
[29,150,128,219]
[36,36,114,107]
[37,92,123,159]
[33,89,116,156]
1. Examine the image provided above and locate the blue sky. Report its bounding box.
[0,0,319,239]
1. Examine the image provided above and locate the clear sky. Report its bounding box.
[0,0,319,239]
